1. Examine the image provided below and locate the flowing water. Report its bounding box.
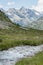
[0,45,43,65]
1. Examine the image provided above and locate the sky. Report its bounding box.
[0,0,43,12]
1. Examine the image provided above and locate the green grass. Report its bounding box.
[0,10,43,50]
[16,52,43,65]
[0,28,43,50]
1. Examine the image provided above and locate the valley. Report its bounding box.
[0,8,43,65]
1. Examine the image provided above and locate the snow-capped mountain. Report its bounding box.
[3,7,43,30]
[19,7,40,21]
[6,7,40,27]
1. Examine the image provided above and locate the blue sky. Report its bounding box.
[0,0,38,10]
[0,0,43,12]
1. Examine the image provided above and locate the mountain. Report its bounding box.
[1,7,43,30]
[0,9,28,30]
[6,7,40,27]
[19,7,40,21]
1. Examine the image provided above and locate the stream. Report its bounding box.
[0,45,43,65]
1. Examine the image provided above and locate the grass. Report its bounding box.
[16,52,43,65]
[0,10,43,50]
[0,28,43,50]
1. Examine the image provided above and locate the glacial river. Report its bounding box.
[0,45,43,65]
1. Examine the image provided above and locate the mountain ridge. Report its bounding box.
[0,7,43,30]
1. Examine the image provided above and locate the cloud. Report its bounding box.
[0,4,3,8]
[32,0,43,12]
[8,2,15,6]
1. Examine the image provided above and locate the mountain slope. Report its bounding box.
[0,10,13,29]
[31,16,43,30]
[6,7,40,27]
